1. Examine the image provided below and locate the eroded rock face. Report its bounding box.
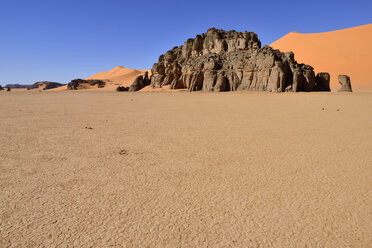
[134,28,328,92]
[67,79,105,90]
[337,75,352,92]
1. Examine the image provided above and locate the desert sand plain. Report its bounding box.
[0,90,371,247]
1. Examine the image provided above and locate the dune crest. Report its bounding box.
[271,23,372,90]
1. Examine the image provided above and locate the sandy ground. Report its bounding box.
[271,23,372,91]
[0,91,371,247]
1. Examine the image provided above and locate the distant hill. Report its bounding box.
[271,23,372,90]
[5,84,32,89]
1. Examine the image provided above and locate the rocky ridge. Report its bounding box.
[67,79,106,90]
[29,81,63,90]
[131,28,337,92]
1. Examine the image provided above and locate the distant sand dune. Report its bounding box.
[86,66,151,88]
[271,23,372,90]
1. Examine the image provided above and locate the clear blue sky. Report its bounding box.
[0,0,371,85]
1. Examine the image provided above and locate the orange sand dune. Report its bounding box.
[86,66,151,87]
[271,23,372,91]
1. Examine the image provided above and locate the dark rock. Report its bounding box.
[314,73,331,91]
[0,85,3,91]
[128,71,150,92]
[116,86,129,91]
[29,81,64,90]
[337,75,352,92]
[67,79,105,90]
[138,28,333,92]
[7,87,11,92]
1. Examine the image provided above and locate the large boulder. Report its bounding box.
[314,73,331,91]
[128,71,150,92]
[0,85,3,91]
[337,75,352,92]
[116,86,129,91]
[67,79,105,90]
[142,28,331,92]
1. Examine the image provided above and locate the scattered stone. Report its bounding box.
[84,126,93,130]
[337,75,352,92]
[119,149,128,155]
[129,28,337,93]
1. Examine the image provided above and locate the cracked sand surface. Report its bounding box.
[0,91,371,247]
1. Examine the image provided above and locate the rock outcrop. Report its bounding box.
[116,86,129,91]
[128,72,150,92]
[67,79,105,90]
[131,28,333,92]
[29,81,63,90]
[337,75,352,92]
[0,85,3,91]
[314,73,331,91]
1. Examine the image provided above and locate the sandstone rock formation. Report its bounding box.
[131,28,333,92]
[337,75,352,92]
[29,81,63,90]
[314,73,331,91]
[67,79,105,90]
[128,72,150,92]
